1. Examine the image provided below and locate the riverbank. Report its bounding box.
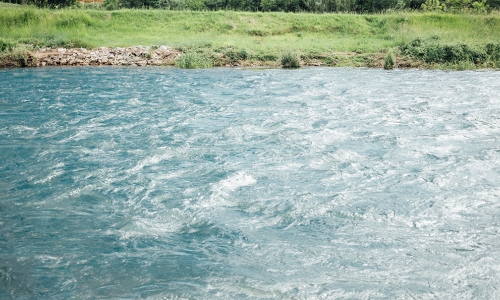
[1,4,500,69]
[0,45,426,68]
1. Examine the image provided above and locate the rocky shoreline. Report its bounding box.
[1,44,425,69]
[24,45,181,67]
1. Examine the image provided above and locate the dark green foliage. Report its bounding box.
[486,43,500,60]
[400,38,499,65]
[281,51,300,68]
[356,0,398,11]
[407,0,426,8]
[246,29,270,36]
[0,0,76,7]
[1,0,499,11]
[9,0,489,12]
[224,48,249,61]
[302,0,358,12]
[0,39,15,52]
[32,0,76,7]
[118,0,186,8]
[261,0,307,11]
[103,0,120,9]
[117,0,260,10]
[228,0,260,10]
[488,0,500,8]
[256,52,279,61]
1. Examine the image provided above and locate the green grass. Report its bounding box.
[175,52,213,68]
[1,4,500,68]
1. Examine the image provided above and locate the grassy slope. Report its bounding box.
[1,3,500,67]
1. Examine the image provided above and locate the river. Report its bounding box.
[1,67,500,299]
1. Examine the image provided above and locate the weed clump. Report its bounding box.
[175,52,212,69]
[0,38,15,52]
[0,44,30,67]
[400,38,494,66]
[281,51,300,68]
[384,49,396,70]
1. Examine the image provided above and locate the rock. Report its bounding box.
[24,45,182,68]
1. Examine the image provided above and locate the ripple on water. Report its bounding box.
[1,67,500,299]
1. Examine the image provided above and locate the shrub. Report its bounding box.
[384,49,396,69]
[1,44,30,67]
[486,43,500,61]
[400,38,490,65]
[281,51,301,68]
[224,48,249,61]
[0,39,15,53]
[175,52,212,69]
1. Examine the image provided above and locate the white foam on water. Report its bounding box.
[117,209,192,239]
[34,169,65,184]
[223,171,255,189]
[126,98,144,106]
[128,151,173,173]
[194,171,257,209]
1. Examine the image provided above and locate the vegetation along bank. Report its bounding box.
[1,3,500,69]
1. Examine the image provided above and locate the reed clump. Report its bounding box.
[175,52,213,69]
[383,49,396,69]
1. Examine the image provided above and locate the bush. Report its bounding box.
[281,51,300,68]
[400,38,491,65]
[1,44,30,67]
[175,52,212,69]
[486,43,500,61]
[224,48,249,61]
[384,49,396,69]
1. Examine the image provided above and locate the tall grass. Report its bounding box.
[175,52,213,68]
[383,48,396,69]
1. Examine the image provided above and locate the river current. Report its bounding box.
[1,67,500,299]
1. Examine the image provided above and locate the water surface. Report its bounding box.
[1,67,500,299]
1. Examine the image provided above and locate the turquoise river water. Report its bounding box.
[1,67,500,299]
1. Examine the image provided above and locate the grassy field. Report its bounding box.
[1,3,500,68]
